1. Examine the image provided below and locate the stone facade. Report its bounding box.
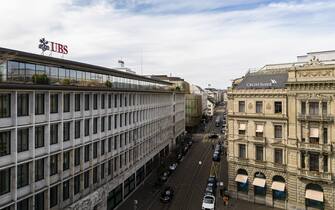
[227,52,335,210]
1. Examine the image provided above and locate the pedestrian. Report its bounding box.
[223,195,228,206]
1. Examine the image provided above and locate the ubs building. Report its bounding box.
[0,47,185,210]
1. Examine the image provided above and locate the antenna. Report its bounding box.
[140,48,143,75]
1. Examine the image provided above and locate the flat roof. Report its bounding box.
[236,72,288,89]
[0,47,171,85]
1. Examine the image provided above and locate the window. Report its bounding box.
[309,102,319,115]
[93,142,98,159]
[63,93,70,112]
[322,102,327,115]
[114,94,118,108]
[114,115,118,129]
[50,94,58,113]
[74,175,80,194]
[93,167,98,184]
[274,125,282,139]
[108,94,112,108]
[108,137,112,152]
[274,101,282,113]
[35,191,44,210]
[50,154,58,176]
[101,94,105,109]
[101,163,105,179]
[0,93,11,118]
[120,114,123,128]
[35,94,45,115]
[35,126,44,148]
[301,101,306,115]
[75,94,81,111]
[63,122,70,142]
[93,117,98,134]
[17,198,29,210]
[238,123,246,135]
[85,94,90,111]
[75,148,81,166]
[63,180,70,201]
[323,155,328,172]
[50,185,58,208]
[309,153,319,171]
[120,94,123,107]
[274,149,283,164]
[108,116,112,130]
[239,144,246,159]
[84,171,90,189]
[101,117,105,132]
[0,131,11,156]
[85,119,90,136]
[50,123,58,145]
[63,151,70,171]
[85,145,90,162]
[238,101,245,112]
[323,127,328,144]
[255,145,263,161]
[35,158,44,181]
[255,124,264,137]
[108,160,112,175]
[101,139,105,155]
[0,168,10,195]
[93,94,98,110]
[17,128,29,153]
[256,101,262,113]
[17,93,29,116]
[75,120,81,139]
[17,163,29,188]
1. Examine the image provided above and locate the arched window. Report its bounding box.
[272,175,286,200]
[305,183,324,209]
[235,169,248,193]
[253,172,266,196]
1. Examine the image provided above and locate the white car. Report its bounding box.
[202,195,215,210]
[169,163,178,171]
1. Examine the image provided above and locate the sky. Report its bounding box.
[1,0,335,89]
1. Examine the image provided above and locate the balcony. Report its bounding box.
[298,113,334,122]
[298,142,332,153]
[298,169,333,183]
[250,136,266,144]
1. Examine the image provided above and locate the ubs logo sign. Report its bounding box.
[38,38,68,54]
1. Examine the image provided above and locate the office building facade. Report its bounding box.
[0,47,185,210]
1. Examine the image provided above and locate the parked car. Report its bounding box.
[207,176,217,188]
[159,171,171,182]
[169,163,178,171]
[205,183,216,196]
[208,133,219,139]
[160,186,174,203]
[182,145,189,154]
[202,195,215,210]
[188,140,193,147]
[212,151,221,162]
[177,153,183,162]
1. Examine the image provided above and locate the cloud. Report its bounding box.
[1,0,335,88]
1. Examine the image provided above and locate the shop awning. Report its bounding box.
[235,174,248,183]
[310,128,319,138]
[256,124,264,133]
[252,178,266,187]
[271,181,285,191]
[305,189,323,202]
[239,123,246,130]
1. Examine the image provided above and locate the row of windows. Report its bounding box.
[238,144,284,164]
[5,60,167,90]
[238,101,283,114]
[238,123,283,139]
[0,131,166,197]
[0,93,171,118]
[0,116,168,157]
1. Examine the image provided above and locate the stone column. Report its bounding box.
[319,154,324,172]
[305,153,309,170]
[319,101,322,116]
[319,123,323,145]
[306,122,309,143]
[306,100,309,115]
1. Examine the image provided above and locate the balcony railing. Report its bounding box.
[298,169,332,182]
[298,142,332,152]
[250,136,266,144]
[298,113,334,122]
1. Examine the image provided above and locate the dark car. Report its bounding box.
[177,153,183,162]
[182,145,189,154]
[212,152,221,162]
[207,176,217,188]
[159,171,171,182]
[209,133,219,139]
[188,140,193,147]
[160,186,174,203]
[205,183,216,196]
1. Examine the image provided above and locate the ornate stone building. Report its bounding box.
[227,51,335,210]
